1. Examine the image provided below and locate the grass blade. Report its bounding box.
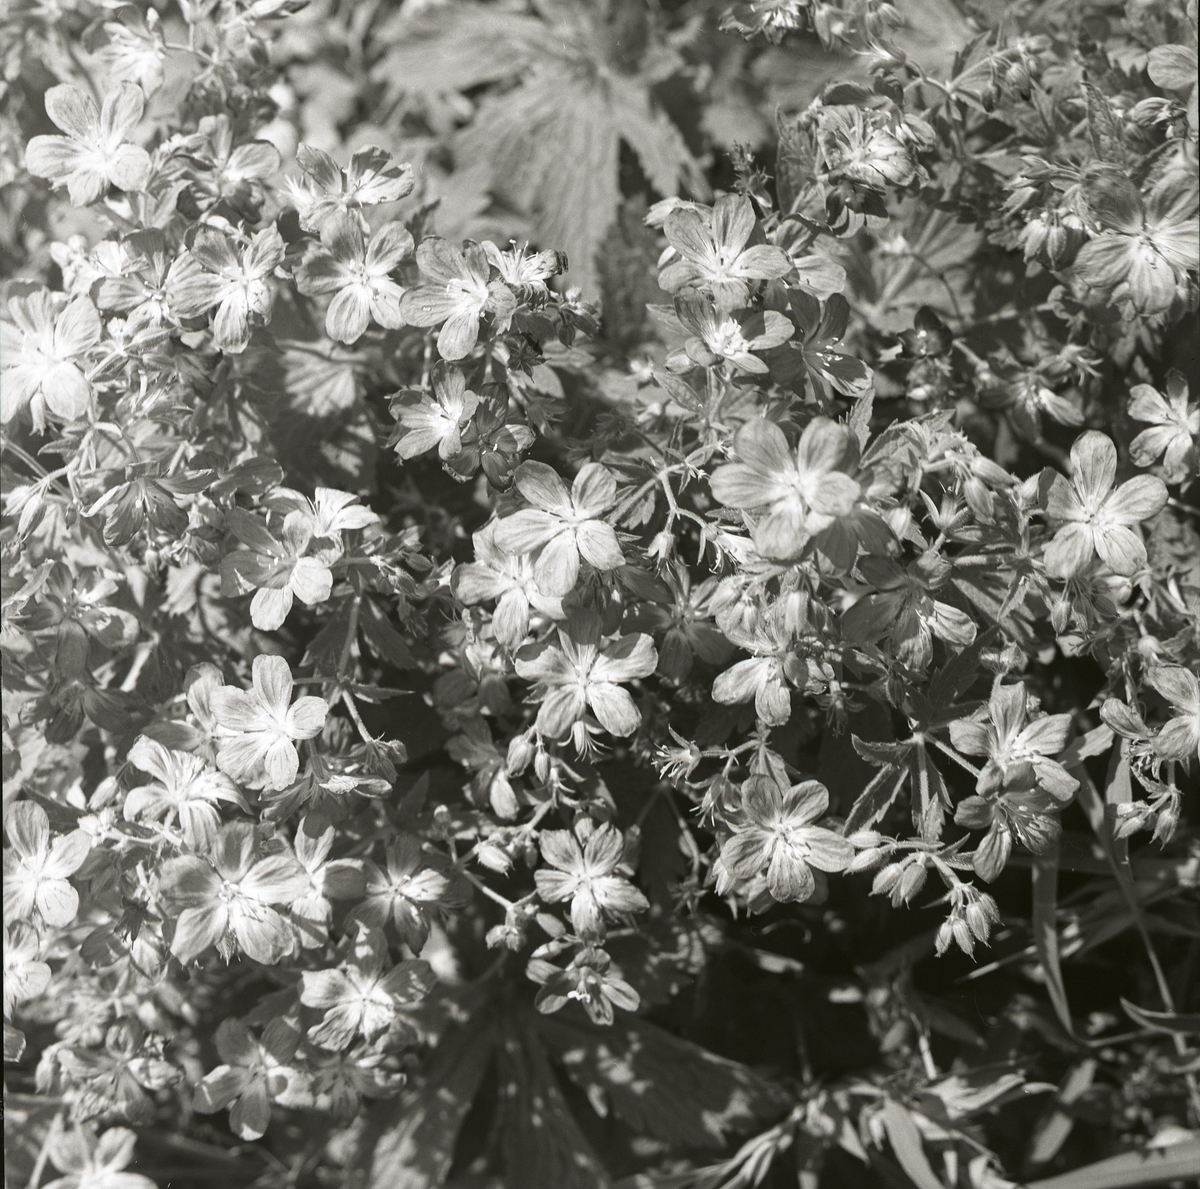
[880,1099,943,1189]
[1024,1136,1200,1189]
[1027,1058,1096,1168]
[1032,841,1072,1036]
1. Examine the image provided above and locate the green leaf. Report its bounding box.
[1121,999,1200,1036]
[536,1012,789,1150]
[1032,842,1073,1036]
[364,1010,495,1189]
[1025,1136,1200,1189]
[1028,1059,1096,1167]
[879,1099,943,1189]
[374,2,704,297]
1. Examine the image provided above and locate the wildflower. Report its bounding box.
[1129,372,1198,484]
[514,610,658,740]
[816,105,921,191]
[209,655,329,790]
[841,553,977,671]
[527,945,640,1026]
[534,822,648,938]
[493,461,625,596]
[1043,430,1168,577]
[157,821,310,964]
[299,928,435,1050]
[391,366,480,462]
[181,114,281,220]
[1073,170,1199,315]
[310,1046,405,1119]
[788,290,874,398]
[42,1126,156,1189]
[710,417,861,560]
[628,572,733,683]
[399,238,517,361]
[658,194,792,311]
[294,220,412,344]
[949,682,1077,800]
[3,922,51,1017]
[719,777,852,903]
[1,290,101,431]
[290,814,366,949]
[355,834,451,952]
[666,293,793,374]
[25,83,151,206]
[125,735,245,850]
[166,225,286,353]
[3,802,90,928]
[452,523,564,649]
[58,1019,179,1125]
[481,241,565,297]
[441,402,536,489]
[956,787,1061,882]
[286,144,414,236]
[220,507,334,631]
[192,1018,310,1141]
[1146,667,1200,764]
[934,883,1000,957]
[710,607,802,726]
[1147,43,1197,133]
[447,718,521,819]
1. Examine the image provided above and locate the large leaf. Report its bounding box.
[364,1010,496,1189]
[536,1011,790,1150]
[371,1,705,297]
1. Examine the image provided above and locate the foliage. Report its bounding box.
[1,1,1199,1188]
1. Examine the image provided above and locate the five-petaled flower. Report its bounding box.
[355,834,451,953]
[1043,430,1168,577]
[300,927,435,1050]
[658,194,793,311]
[955,787,1062,882]
[392,366,480,462]
[157,821,310,965]
[1073,170,1199,315]
[209,655,329,790]
[1129,372,1198,484]
[295,220,412,344]
[125,735,246,850]
[493,461,625,596]
[3,802,90,928]
[25,83,152,206]
[718,776,853,903]
[1146,666,1200,764]
[526,945,640,1027]
[452,522,564,649]
[286,144,414,236]
[515,610,658,740]
[289,813,366,949]
[166,225,286,353]
[1,290,101,431]
[399,238,516,360]
[710,417,861,561]
[193,1018,310,1141]
[949,682,1077,800]
[3,922,51,1019]
[42,1125,156,1189]
[220,507,335,632]
[666,292,793,375]
[534,821,648,938]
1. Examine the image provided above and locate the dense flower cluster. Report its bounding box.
[2,1,1197,1187]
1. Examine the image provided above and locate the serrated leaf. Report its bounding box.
[536,1012,788,1151]
[364,1010,495,1189]
[500,1015,612,1189]
[845,765,908,835]
[377,3,704,297]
